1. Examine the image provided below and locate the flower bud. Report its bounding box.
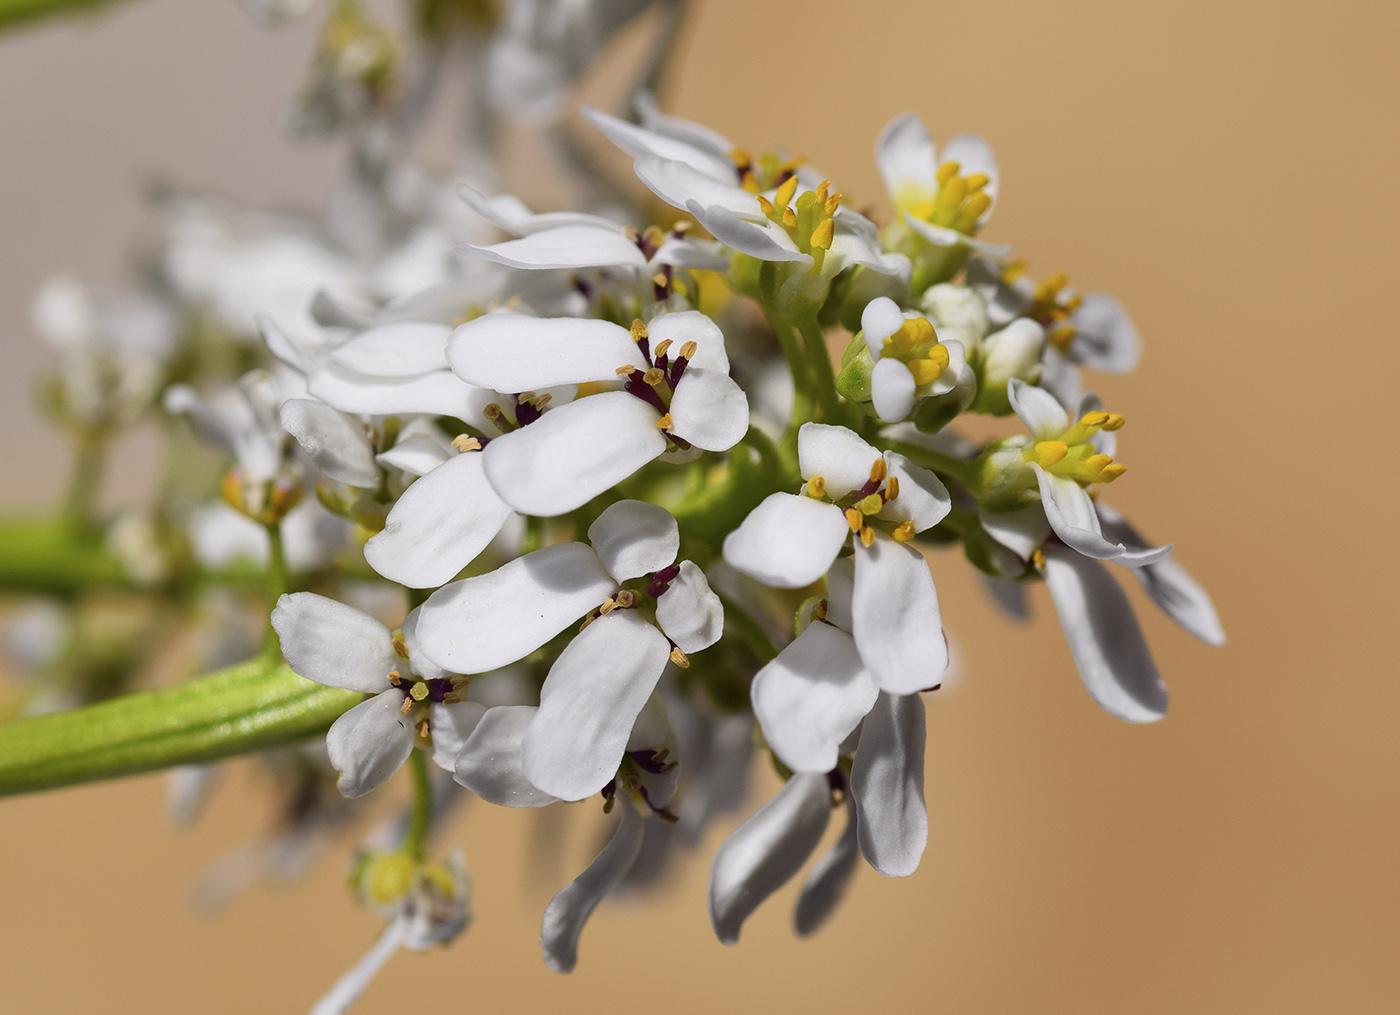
[973,319,1045,415]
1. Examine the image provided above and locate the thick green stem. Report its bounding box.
[0,657,360,797]
[795,317,844,424]
[402,748,433,859]
[0,0,133,30]
[261,522,288,658]
[0,516,130,595]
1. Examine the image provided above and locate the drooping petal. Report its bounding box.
[1069,293,1141,373]
[481,392,668,516]
[709,772,833,946]
[826,212,907,277]
[521,611,673,801]
[582,106,736,181]
[415,542,614,673]
[540,800,644,974]
[689,201,812,264]
[1007,378,1070,440]
[452,705,559,807]
[1033,466,1169,564]
[373,420,452,477]
[851,538,948,694]
[279,398,379,488]
[939,133,1000,221]
[447,314,641,391]
[647,310,730,371]
[459,225,648,272]
[308,364,491,421]
[798,422,882,498]
[1096,504,1225,646]
[456,183,620,235]
[325,693,416,797]
[902,213,1011,257]
[327,322,451,377]
[654,561,724,653]
[1042,547,1168,722]
[793,799,860,936]
[271,592,396,693]
[428,701,487,774]
[587,499,679,582]
[722,493,849,589]
[983,574,1031,619]
[633,154,764,219]
[364,452,514,588]
[871,357,917,422]
[875,112,937,200]
[851,691,927,877]
[980,504,1051,561]
[633,90,735,161]
[751,621,878,773]
[668,368,750,451]
[879,453,951,532]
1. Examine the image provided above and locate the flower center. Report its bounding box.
[577,559,690,667]
[805,456,915,547]
[730,148,803,193]
[902,159,992,237]
[614,319,697,449]
[1006,264,1083,352]
[1021,410,1127,484]
[386,634,468,714]
[755,175,842,272]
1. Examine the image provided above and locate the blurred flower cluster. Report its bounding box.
[0,0,1222,1011]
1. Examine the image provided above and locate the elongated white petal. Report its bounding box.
[634,154,763,218]
[1042,547,1167,722]
[1069,293,1140,373]
[428,701,487,773]
[588,500,678,583]
[522,611,673,801]
[980,504,1051,561]
[279,399,378,488]
[456,183,620,235]
[651,236,730,271]
[328,322,451,377]
[876,113,937,199]
[364,452,513,588]
[669,367,750,451]
[709,772,833,945]
[481,392,667,516]
[401,605,449,682]
[374,430,452,477]
[793,799,860,936]
[1096,504,1224,645]
[752,622,878,773]
[448,314,641,391]
[453,705,559,807]
[634,91,735,158]
[647,310,730,371]
[540,801,643,973]
[690,202,812,264]
[879,453,951,532]
[271,592,395,692]
[309,916,408,1015]
[459,225,648,271]
[871,357,917,422]
[940,133,1000,220]
[798,422,882,498]
[851,539,948,694]
[902,213,1011,256]
[416,542,614,673]
[582,106,736,181]
[326,693,416,797]
[1007,378,1070,439]
[722,493,848,589]
[851,691,927,876]
[1033,466,1155,563]
[655,561,724,653]
[308,365,490,421]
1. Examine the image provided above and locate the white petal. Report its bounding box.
[522,611,673,801]
[634,154,762,218]
[902,213,1011,256]
[647,310,730,371]
[415,542,614,673]
[851,538,948,694]
[709,772,833,946]
[401,606,450,682]
[925,337,968,396]
[690,202,811,264]
[1096,504,1224,646]
[722,493,849,589]
[456,183,620,235]
[481,393,668,516]
[875,113,937,199]
[655,561,725,653]
[633,91,735,159]
[308,365,490,420]
[871,357,917,422]
[309,917,408,1015]
[582,106,736,181]
[374,429,452,477]
[364,452,513,588]
[851,691,927,876]
[447,313,641,391]
[797,422,882,498]
[279,399,378,488]
[459,225,648,271]
[1007,378,1070,439]
[651,236,730,271]
[793,800,860,936]
[980,504,1051,561]
[752,622,878,773]
[428,701,487,773]
[326,694,416,797]
[879,453,951,532]
[939,134,999,220]
[824,556,854,632]
[540,800,643,973]
[669,367,750,451]
[1033,466,1152,563]
[327,322,451,377]
[588,499,679,583]
[860,296,907,352]
[1042,547,1168,722]
[452,705,559,807]
[827,213,907,276]
[1069,293,1140,373]
[271,592,395,693]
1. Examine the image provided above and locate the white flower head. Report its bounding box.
[858,296,971,422]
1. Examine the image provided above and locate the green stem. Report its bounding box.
[63,430,108,531]
[758,262,813,437]
[794,317,844,424]
[402,748,432,860]
[0,657,361,797]
[879,439,972,484]
[0,0,134,30]
[261,522,288,659]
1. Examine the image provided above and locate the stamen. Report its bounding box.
[883,475,900,501]
[824,193,842,215]
[806,476,826,499]
[386,669,404,685]
[810,219,835,250]
[869,457,888,483]
[630,319,648,343]
[616,365,636,375]
[936,160,961,183]
[1031,548,1046,569]
[391,636,408,657]
[399,697,413,715]
[651,272,668,289]
[1080,411,1111,428]
[964,173,990,191]
[653,339,673,358]
[1100,463,1127,481]
[774,176,798,209]
[1085,454,1114,474]
[1048,325,1077,352]
[962,192,992,219]
[844,508,864,532]
[409,682,429,701]
[855,493,884,516]
[679,341,697,361]
[1033,441,1069,467]
[1101,413,1126,431]
[669,646,690,668]
[815,180,829,203]
[892,520,916,542]
[655,412,674,430]
[599,597,618,616]
[858,526,876,548]
[813,599,828,620]
[756,195,775,216]
[782,207,798,228]
[615,590,636,608]
[451,434,482,452]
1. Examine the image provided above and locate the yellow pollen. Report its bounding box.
[815,180,830,203]
[844,507,864,532]
[756,195,775,216]
[858,526,876,548]
[671,220,691,233]
[1100,463,1128,482]
[855,493,884,516]
[530,393,551,409]
[892,520,916,542]
[741,171,760,193]
[416,719,431,738]
[615,589,636,608]
[399,697,413,715]
[936,160,961,183]
[409,682,429,701]
[616,364,636,376]
[908,349,949,386]
[655,412,674,430]
[651,272,669,288]
[599,598,618,616]
[642,225,664,246]
[643,367,665,386]
[1001,259,1028,283]
[729,147,752,168]
[451,435,481,452]
[810,219,835,250]
[1048,325,1077,352]
[1035,441,1069,467]
[386,669,403,685]
[869,457,888,483]
[1031,548,1046,569]
[940,177,968,205]
[806,476,826,499]
[670,646,690,668]
[1080,411,1111,428]
[679,340,697,360]
[782,207,798,228]
[578,614,596,632]
[962,192,992,219]
[774,176,798,208]
[630,319,648,342]
[813,599,828,620]
[1085,454,1114,474]
[391,636,408,657]
[1063,293,1085,314]
[963,173,990,191]
[1101,413,1126,431]
[883,475,900,501]
[440,692,462,705]
[653,339,673,358]
[825,193,843,215]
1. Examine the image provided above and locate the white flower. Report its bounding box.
[415,499,721,801]
[446,311,749,515]
[270,594,486,797]
[859,296,971,422]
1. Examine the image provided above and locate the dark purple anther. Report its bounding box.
[647,562,682,598]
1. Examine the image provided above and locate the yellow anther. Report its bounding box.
[855,493,884,516]
[451,434,481,452]
[888,317,935,354]
[813,599,828,620]
[616,364,636,376]
[653,339,673,358]
[940,176,968,205]
[655,412,674,430]
[399,697,413,715]
[806,476,826,499]
[869,457,888,483]
[630,319,648,342]
[599,598,618,616]
[615,589,636,608]
[670,646,690,669]
[780,207,797,228]
[892,520,917,542]
[774,175,798,209]
[409,682,429,701]
[621,226,640,242]
[416,719,431,738]
[671,219,691,233]
[652,272,669,288]
[529,392,552,410]
[730,147,752,169]
[578,614,596,632]
[1040,271,1070,295]
[756,195,775,216]
[936,160,961,183]
[1035,440,1069,467]
[1062,293,1084,314]
[1101,413,1126,431]
[483,403,504,422]
[844,508,864,532]
[642,224,665,246]
[962,192,992,220]
[1085,454,1114,474]
[963,173,990,191]
[440,692,462,705]
[814,180,830,204]
[519,390,537,402]
[391,636,408,657]
[810,219,835,250]
[1048,325,1077,352]
[1031,548,1046,569]
[883,475,900,501]
[1001,259,1028,283]
[1100,463,1128,481]
[450,676,470,689]
[741,171,761,194]
[824,193,843,215]
[859,526,876,548]
[679,340,697,360]
[908,347,950,386]
[1080,411,1111,429]
[643,367,665,386]
[386,669,404,685]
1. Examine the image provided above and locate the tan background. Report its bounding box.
[1,0,1398,1011]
